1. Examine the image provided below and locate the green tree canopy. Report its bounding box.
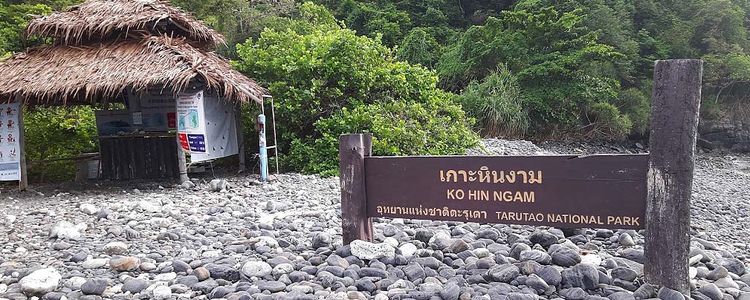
[234,3,477,175]
[396,27,441,69]
[0,2,52,56]
[438,4,633,138]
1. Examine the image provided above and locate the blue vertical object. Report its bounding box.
[258,114,268,182]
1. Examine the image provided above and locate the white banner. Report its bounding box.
[177,91,207,154]
[190,93,238,162]
[0,102,21,181]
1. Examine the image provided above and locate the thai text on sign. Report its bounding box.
[364,155,648,229]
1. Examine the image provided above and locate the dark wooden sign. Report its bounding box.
[339,59,703,295]
[365,155,648,230]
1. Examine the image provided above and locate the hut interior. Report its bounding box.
[0,0,267,188]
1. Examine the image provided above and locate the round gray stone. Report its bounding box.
[81,279,107,295]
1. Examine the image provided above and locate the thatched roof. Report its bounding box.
[26,0,225,48]
[0,35,265,104]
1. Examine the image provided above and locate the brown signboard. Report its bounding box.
[340,60,702,292]
[363,154,648,230]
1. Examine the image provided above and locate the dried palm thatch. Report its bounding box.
[26,0,225,48]
[0,35,265,105]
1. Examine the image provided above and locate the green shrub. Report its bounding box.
[436,5,631,139]
[288,95,478,176]
[613,87,650,135]
[397,27,441,69]
[24,106,97,182]
[457,66,528,138]
[700,99,723,121]
[327,0,412,47]
[0,3,53,54]
[235,2,478,175]
[583,102,632,140]
[234,13,411,144]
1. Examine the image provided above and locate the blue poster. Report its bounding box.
[187,134,206,153]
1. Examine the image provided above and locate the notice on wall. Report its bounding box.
[0,102,21,181]
[123,89,177,132]
[94,110,132,136]
[139,89,176,109]
[188,93,239,163]
[177,91,207,153]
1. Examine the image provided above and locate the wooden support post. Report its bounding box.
[235,103,245,173]
[339,133,373,244]
[18,102,28,191]
[644,59,703,294]
[176,136,189,184]
[270,96,280,174]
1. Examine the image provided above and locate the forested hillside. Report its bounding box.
[318,0,750,139]
[2,0,749,178]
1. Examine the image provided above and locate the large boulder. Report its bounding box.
[350,240,395,260]
[657,287,685,300]
[103,242,129,255]
[241,261,272,277]
[550,246,581,267]
[561,264,599,290]
[488,264,520,283]
[19,268,61,295]
[49,221,87,240]
[717,258,746,276]
[109,256,140,272]
[79,203,99,215]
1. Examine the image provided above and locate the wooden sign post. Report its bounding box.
[18,102,28,191]
[339,133,373,243]
[644,59,702,294]
[338,59,702,294]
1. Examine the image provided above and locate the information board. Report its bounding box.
[177,91,207,153]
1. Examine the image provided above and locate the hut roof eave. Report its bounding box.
[0,35,265,105]
[26,0,225,48]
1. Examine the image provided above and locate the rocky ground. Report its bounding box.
[0,139,748,300]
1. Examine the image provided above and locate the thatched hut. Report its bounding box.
[0,0,268,188]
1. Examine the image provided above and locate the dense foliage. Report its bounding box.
[315,0,750,138]
[169,0,296,57]
[2,0,750,178]
[439,5,631,138]
[457,66,528,138]
[24,106,98,181]
[234,3,478,175]
[0,2,52,57]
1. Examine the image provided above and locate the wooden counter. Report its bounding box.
[99,134,179,180]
